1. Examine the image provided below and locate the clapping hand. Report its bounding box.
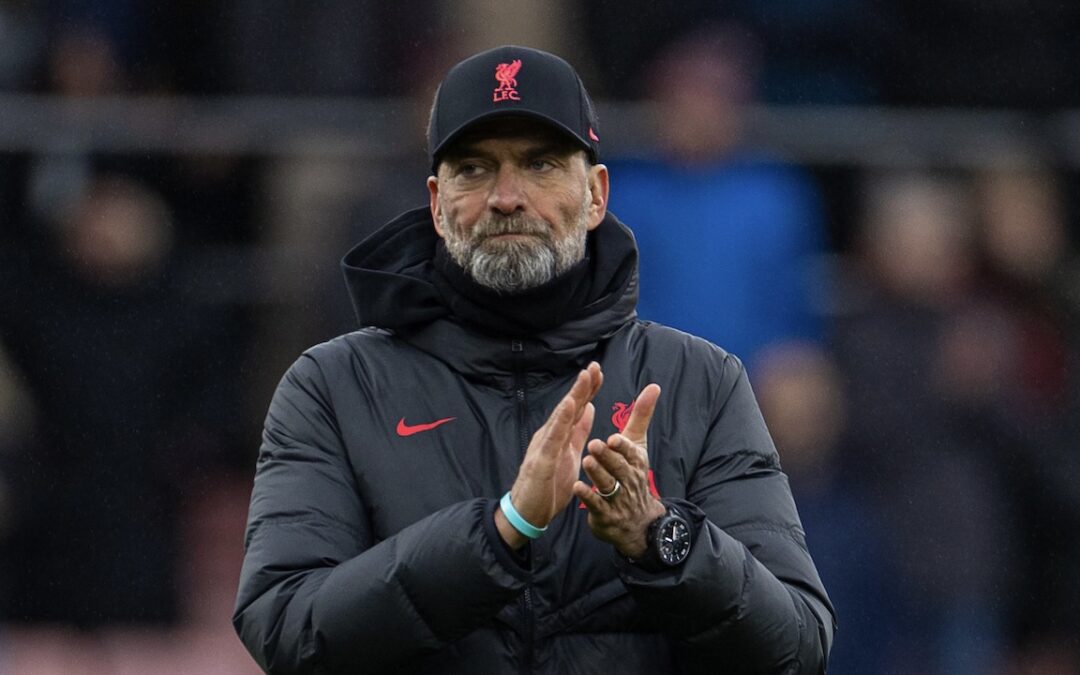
[573,384,666,559]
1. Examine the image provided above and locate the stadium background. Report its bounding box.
[1,2,1079,673]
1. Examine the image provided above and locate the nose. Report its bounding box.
[486,165,526,215]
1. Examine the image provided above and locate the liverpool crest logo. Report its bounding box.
[493,59,522,102]
[611,401,635,432]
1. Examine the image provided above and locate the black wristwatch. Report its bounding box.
[628,505,692,572]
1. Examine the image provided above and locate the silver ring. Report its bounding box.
[597,480,621,500]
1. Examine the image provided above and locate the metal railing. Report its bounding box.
[0,94,1074,168]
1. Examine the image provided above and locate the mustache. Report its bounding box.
[470,213,552,242]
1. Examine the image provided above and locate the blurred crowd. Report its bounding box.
[1,2,1079,674]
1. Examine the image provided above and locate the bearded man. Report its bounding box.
[234,46,834,674]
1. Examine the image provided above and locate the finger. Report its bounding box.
[567,368,593,408]
[573,480,607,513]
[537,394,579,459]
[621,383,661,445]
[548,369,593,440]
[587,362,604,401]
[589,439,633,483]
[605,433,649,470]
[570,363,603,426]
[540,365,600,460]
[573,380,598,425]
[567,366,603,424]
[586,437,607,456]
[582,453,617,493]
[568,402,595,453]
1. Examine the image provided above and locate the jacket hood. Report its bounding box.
[341,206,639,378]
[341,207,448,332]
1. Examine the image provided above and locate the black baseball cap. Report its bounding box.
[427,45,600,172]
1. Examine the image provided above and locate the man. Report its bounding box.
[608,26,828,371]
[234,46,834,674]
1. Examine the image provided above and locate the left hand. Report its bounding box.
[572,384,666,559]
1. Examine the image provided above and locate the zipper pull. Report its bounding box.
[511,339,523,353]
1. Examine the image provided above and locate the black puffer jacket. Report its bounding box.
[234,208,835,674]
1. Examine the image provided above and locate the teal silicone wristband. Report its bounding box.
[500,492,548,539]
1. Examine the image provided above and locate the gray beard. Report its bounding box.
[441,196,590,293]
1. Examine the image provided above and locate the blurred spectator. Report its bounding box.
[0,175,236,627]
[757,342,909,674]
[580,1,725,99]
[836,172,1015,674]
[973,163,1074,421]
[607,25,828,371]
[26,23,126,230]
[45,24,124,97]
[969,162,1080,662]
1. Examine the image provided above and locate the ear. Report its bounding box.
[427,175,445,238]
[585,163,609,231]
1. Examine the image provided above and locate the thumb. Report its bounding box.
[621,384,660,445]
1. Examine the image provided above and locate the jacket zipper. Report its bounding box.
[522,586,534,672]
[511,339,534,673]
[512,339,529,456]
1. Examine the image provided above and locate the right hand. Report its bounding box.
[496,362,602,549]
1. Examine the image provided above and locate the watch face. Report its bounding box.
[657,516,691,565]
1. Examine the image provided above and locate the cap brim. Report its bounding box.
[430,109,595,171]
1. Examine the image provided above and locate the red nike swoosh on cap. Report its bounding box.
[396,417,456,436]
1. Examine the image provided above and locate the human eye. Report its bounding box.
[452,161,488,179]
[528,157,556,172]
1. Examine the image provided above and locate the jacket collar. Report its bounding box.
[341,207,638,379]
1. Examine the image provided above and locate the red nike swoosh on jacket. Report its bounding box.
[396,417,456,436]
